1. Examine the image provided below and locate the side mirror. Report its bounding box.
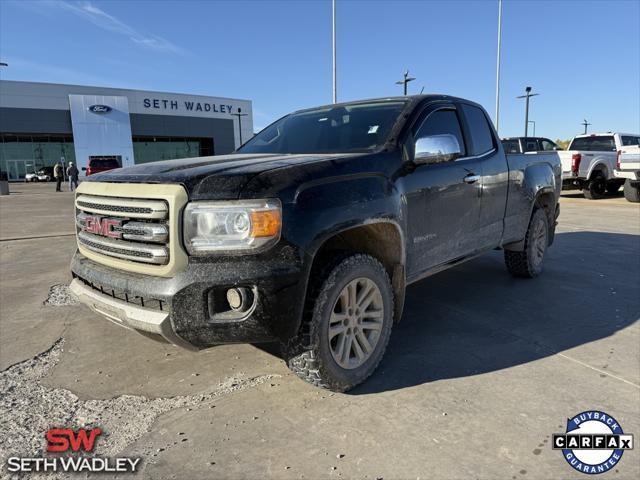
[553,146,562,151]
[414,134,462,165]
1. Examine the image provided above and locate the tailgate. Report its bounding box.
[559,151,575,176]
[619,146,640,171]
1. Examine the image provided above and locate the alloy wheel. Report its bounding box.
[327,277,384,369]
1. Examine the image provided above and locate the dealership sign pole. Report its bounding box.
[495,0,502,133]
[332,0,337,104]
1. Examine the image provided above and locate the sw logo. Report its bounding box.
[5,426,141,473]
[46,427,102,452]
[553,411,634,475]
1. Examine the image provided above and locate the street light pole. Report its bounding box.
[395,70,416,95]
[517,86,539,137]
[528,120,536,137]
[232,107,248,147]
[581,119,591,134]
[332,0,337,104]
[495,0,503,133]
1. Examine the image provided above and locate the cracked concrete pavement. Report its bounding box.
[0,183,638,479]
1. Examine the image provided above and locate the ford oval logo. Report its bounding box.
[88,105,112,113]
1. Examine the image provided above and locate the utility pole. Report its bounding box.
[581,119,591,134]
[517,86,539,137]
[495,0,503,133]
[332,0,337,103]
[232,107,248,147]
[395,70,416,96]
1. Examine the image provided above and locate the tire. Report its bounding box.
[582,173,606,199]
[285,254,394,392]
[623,179,640,203]
[504,208,549,278]
[606,182,621,194]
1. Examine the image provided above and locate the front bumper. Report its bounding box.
[71,244,309,349]
[69,278,196,350]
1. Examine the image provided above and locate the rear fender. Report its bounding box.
[586,161,610,181]
[504,162,557,251]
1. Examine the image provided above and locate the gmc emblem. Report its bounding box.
[84,216,122,239]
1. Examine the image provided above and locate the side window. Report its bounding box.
[540,139,557,151]
[621,136,640,146]
[461,104,495,155]
[414,109,466,156]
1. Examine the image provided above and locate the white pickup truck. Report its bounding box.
[560,133,640,199]
[615,144,640,202]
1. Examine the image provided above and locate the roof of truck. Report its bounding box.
[292,94,477,115]
[573,132,638,138]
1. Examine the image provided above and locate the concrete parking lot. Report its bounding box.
[1,182,638,479]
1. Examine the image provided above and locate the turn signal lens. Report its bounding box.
[250,210,281,237]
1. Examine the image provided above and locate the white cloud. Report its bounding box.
[42,1,187,55]
[1,56,152,90]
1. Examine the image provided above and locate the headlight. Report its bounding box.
[183,199,282,254]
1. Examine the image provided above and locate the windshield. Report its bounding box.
[90,159,120,168]
[239,101,407,154]
[569,136,616,152]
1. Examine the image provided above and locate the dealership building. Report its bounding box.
[0,80,253,180]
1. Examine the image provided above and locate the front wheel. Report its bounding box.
[504,208,549,278]
[285,254,394,392]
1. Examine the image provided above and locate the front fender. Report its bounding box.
[288,173,404,258]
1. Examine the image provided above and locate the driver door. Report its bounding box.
[403,105,482,277]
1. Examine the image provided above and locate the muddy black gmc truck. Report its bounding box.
[70,95,561,392]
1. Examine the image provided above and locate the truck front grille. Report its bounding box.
[75,194,171,266]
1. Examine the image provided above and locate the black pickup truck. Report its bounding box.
[70,95,561,392]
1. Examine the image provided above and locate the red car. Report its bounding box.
[83,157,121,176]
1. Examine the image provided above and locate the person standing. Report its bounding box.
[67,162,79,192]
[53,162,63,192]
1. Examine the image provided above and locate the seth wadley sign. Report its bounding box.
[143,98,237,114]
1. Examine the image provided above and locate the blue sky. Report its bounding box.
[1,0,638,139]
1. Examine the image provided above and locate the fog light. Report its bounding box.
[226,288,243,310]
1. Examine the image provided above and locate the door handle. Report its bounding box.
[463,174,480,184]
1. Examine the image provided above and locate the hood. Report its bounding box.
[87,153,360,199]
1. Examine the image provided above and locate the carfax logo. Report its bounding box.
[553,411,634,474]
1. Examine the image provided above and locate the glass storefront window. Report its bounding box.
[0,134,76,180]
[133,136,214,164]
[0,134,215,180]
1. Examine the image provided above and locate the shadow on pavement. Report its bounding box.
[348,231,639,394]
[561,191,624,199]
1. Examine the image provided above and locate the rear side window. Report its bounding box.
[524,139,539,152]
[461,104,495,155]
[569,136,616,151]
[502,139,520,154]
[621,136,640,146]
[414,109,466,156]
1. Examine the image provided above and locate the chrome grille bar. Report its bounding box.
[78,231,169,265]
[76,194,168,219]
[76,213,168,243]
